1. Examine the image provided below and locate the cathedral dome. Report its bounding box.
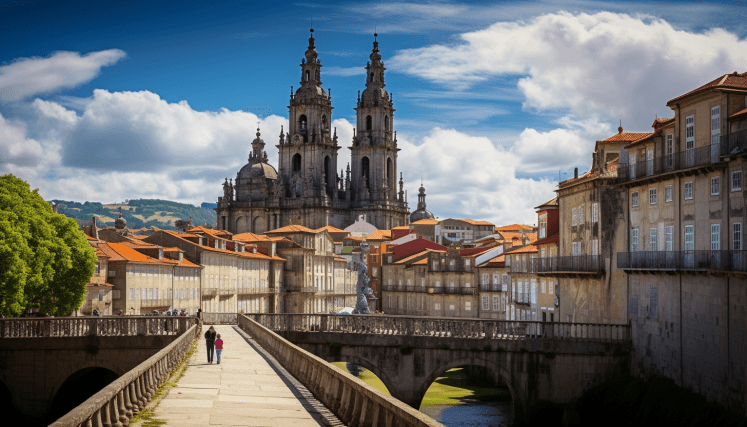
[239,162,278,180]
[362,86,388,103]
[410,208,435,223]
[295,84,328,99]
[114,211,127,230]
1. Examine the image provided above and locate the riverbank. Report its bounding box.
[331,363,510,407]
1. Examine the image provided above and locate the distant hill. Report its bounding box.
[52,199,216,230]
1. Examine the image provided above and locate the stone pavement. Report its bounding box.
[151,324,342,426]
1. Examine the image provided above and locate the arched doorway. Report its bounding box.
[361,157,370,190]
[292,154,302,173]
[47,367,119,424]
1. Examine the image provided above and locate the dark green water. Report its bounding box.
[422,401,514,427]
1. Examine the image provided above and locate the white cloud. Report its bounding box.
[398,128,556,226]
[324,66,366,77]
[0,113,45,167]
[0,49,126,102]
[390,12,747,127]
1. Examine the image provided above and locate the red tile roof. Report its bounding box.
[315,225,346,234]
[391,226,410,230]
[161,230,284,261]
[479,253,506,267]
[394,249,443,265]
[535,197,558,209]
[495,224,535,232]
[102,242,170,264]
[668,72,747,105]
[601,131,652,143]
[459,219,494,226]
[266,225,316,234]
[458,245,499,257]
[411,218,438,225]
[730,107,747,120]
[187,226,232,239]
[533,232,559,246]
[653,117,675,128]
[506,245,538,254]
[366,229,392,241]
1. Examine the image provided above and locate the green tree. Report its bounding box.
[0,175,97,316]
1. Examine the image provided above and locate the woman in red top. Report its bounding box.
[214,334,223,364]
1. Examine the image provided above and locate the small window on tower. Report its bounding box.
[370,72,374,82]
[366,115,372,131]
[306,70,310,81]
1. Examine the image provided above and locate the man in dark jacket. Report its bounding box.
[204,326,217,363]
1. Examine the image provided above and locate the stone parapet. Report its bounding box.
[238,314,445,427]
[47,322,200,427]
[0,316,192,338]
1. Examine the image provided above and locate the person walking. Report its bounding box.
[214,334,223,364]
[204,326,217,364]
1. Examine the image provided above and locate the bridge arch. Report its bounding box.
[46,367,119,423]
[413,356,525,421]
[327,354,396,397]
[0,379,20,422]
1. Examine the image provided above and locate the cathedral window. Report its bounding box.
[305,70,310,81]
[322,114,327,130]
[293,154,302,172]
[385,115,389,133]
[362,157,370,189]
[370,72,374,82]
[299,115,307,131]
[366,115,372,131]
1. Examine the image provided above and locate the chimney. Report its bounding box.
[574,168,578,179]
[91,216,99,240]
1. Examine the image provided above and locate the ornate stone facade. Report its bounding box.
[216,30,410,233]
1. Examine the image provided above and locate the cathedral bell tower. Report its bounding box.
[277,28,339,198]
[350,33,398,204]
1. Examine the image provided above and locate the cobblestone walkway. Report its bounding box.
[152,325,342,426]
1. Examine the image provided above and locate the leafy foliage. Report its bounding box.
[0,175,97,316]
[52,198,216,230]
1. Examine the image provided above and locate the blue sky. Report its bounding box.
[2,0,747,226]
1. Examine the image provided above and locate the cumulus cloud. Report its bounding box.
[0,49,126,102]
[0,113,45,167]
[398,128,556,226]
[390,12,747,126]
[324,66,366,77]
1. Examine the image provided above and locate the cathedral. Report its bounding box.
[215,29,410,233]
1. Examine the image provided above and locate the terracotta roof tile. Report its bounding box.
[653,117,675,128]
[366,229,392,241]
[412,258,428,265]
[411,218,438,225]
[334,257,347,262]
[506,245,538,254]
[161,230,282,261]
[495,224,535,232]
[535,197,558,209]
[232,232,273,242]
[315,225,346,234]
[394,249,443,264]
[626,131,658,148]
[391,226,410,231]
[601,131,653,143]
[497,231,525,242]
[103,242,170,264]
[668,72,747,105]
[459,219,494,226]
[265,225,316,234]
[730,107,747,120]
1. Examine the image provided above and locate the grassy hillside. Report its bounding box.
[52,198,216,230]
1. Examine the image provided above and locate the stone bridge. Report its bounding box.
[0,316,194,426]
[242,313,632,425]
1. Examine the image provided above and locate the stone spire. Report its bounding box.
[300,28,322,87]
[365,33,385,89]
[249,127,266,164]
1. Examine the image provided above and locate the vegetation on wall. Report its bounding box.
[0,175,97,316]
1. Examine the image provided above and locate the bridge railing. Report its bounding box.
[0,316,193,338]
[202,312,238,325]
[49,322,200,427]
[237,315,444,427]
[243,314,630,343]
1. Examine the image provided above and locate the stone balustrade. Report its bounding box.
[48,323,200,427]
[0,316,193,338]
[243,314,631,343]
[202,313,238,325]
[237,315,445,427]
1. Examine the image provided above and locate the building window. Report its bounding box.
[482,296,489,310]
[578,204,584,224]
[712,106,721,146]
[482,273,488,285]
[572,241,581,256]
[711,224,720,250]
[493,295,500,311]
[572,208,577,226]
[649,188,657,205]
[649,286,658,319]
[631,228,639,252]
[434,302,441,310]
[541,280,546,294]
[592,239,599,256]
[465,259,471,267]
[493,274,499,285]
[734,223,742,251]
[685,225,694,252]
[649,228,657,251]
[632,192,639,207]
[665,226,673,251]
[684,182,693,200]
[548,280,554,295]
[665,185,673,202]
[665,134,674,168]
[592,203,599,223]
[711,177,720,196]
[539,219,546,238]
[449,304,456,311]
[732,171,742,192]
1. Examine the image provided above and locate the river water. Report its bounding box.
[421,400,514,427]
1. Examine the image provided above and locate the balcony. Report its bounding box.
[509,261,537,274]
[217,288,236,296]
[201,288,218,297]
[722,129,747,157]
[140,299,171,308]
[536,255,604,277]
[618,142,725,186]
[617,251,747,273]
[513,295,530,306]
[479,283,504,292]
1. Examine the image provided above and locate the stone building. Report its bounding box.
[439,218,495,245]
[97,242,203,315]
[533,198,560,322]
[475,253,510,319]
[505,245,539,321]
[216,30,409,233]
[615,72,747,415]
[143,228,284,314]
[544,127,642,324]
[76,238,114,316]
[262,225,357,313]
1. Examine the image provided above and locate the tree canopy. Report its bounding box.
[0,175,97,316]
